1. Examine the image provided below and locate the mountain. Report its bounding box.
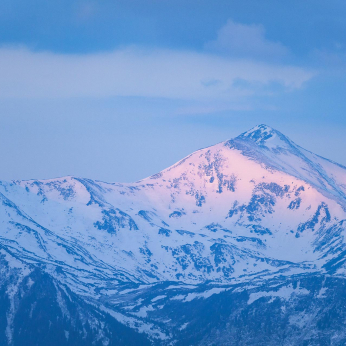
[2,124,346,345]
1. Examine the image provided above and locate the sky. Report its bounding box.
[1,0,346,182]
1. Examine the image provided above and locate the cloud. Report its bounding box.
[205,20,289,60]
[0,46,314,102]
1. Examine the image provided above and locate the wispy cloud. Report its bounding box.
[0,46,314,104]
[205,20,288,60]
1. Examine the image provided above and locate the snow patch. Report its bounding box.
[247,283,310,305]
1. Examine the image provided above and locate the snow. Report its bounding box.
[316,287,328,298]
[247,283,310,305]
[99,305,169,340]
[1,124,346,341]
[132,305,155,318]
[184,287,229,302]
[151,295,166,302]
[170,295,185,301]
[179,323,189,330]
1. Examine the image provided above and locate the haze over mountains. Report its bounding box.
[1,124,346,345]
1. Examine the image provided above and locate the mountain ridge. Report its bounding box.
[2,124,346,345]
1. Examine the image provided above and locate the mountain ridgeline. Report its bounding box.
[2,124,346,345]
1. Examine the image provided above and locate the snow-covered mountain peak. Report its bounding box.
[234,124,295,151]
[219,125,346,204]
[2,125,346,345]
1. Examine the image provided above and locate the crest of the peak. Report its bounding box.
[222,124,306,171]
[233,124,295,149]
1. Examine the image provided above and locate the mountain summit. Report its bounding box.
[237,124,291,146]
[228,125,346,203]
[1,125,346,345]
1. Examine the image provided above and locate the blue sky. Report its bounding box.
[1,0,346,182]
